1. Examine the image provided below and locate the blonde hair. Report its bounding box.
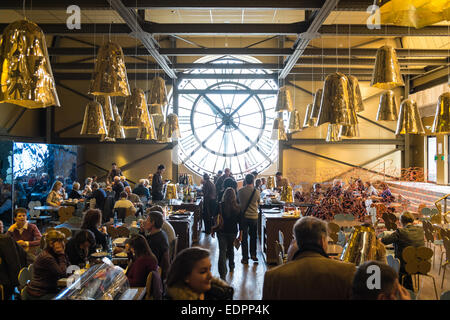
[51,180,63,192]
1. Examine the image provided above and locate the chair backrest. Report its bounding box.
[386,255,400,274]
[421,207,432,217]
[169,237,178,263]
[106,225,120,239]
[28,201,42,218]
[58,227,72,239]
[430,214,442,225]
[18,265,32,288]
[382,212,398,231]
[402,246,433,275]
[334,214,346,221]
[58,206,75,223]
[278,230,284,248]
[114,208,128,221]
[441,291,450,300]
[274,240,283,266]
[145,271,153,300]
[344,214,355,221]
[443,236,450,261]
[430,208,439,215]
[146,269,163,300]
[116,226,130,238]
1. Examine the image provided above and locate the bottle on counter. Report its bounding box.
[114,211,118,227]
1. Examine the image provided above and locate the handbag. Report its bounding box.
[212,203,225,232]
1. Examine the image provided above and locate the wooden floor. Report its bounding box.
[195,233,450,300]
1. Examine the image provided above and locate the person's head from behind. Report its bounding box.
[251,170,258,178]
[148,205,163,214]
[352,261,405,300]
[120,176,126,182]
[157,164,165,174]
[255,178,261,188]
[44,230,66,253]
[139,179,146,186]
[223,177,237,191]
[202,173,210,183]
[275,172,282,182]
[14,208,28,228]
[145,211,163,231]
[74,229,96,252]
[222,187,238,207]
[124,186,132,195]
[72,182,80,191]
[82,209,102,230]
[127,234,156,260]
[224,168,231,177]
[217,170,223,176]
[112,162,117,170]
[166,247,212,294]
[400,211,415,227]
[120,191,128,200]
[293,216,328,252]
[92,182,99,191]
[245,174,255,186]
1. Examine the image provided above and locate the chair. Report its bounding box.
[124,215,137,225]
[441,291,450,300]
[386,255,400,274]
[58,206,75,223]
[114,208,128,222]
[28,201,42,218]
[57,227,72,240]
[334,214,347,221]
[106,226,119,239]
[145,267,163,300]
[278,230,286,259]
[274,240,284,266]
[18,264,33,292]
[327,222,340,244]
[421,207,431,218]
[441,236,450,288]
[382,212,398,231]
[430,213,442,225]
[169,237,178,263]
[402,246,438,300]
[116,226,130,238]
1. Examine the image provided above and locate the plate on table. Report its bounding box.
[112,237,128,246]
[91,252,108,258]
[114,251,128,258]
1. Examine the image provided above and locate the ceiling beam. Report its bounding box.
[108,0,177,79]
[284,138,405,145]
[0,0,377,10]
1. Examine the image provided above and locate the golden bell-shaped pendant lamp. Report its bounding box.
[80,101,108,135]
[326,124,342,142]
[275,86,294,112]
[121,88,147,129]
[371,45,404,90]
[316,72,352,126]
[348,75,364,113]
[166,113,181,139]
[148,76,168,106]
[95,95,114,122]
[376,90,399,121]
[396,98,425,135]
[309,89,323,125]
[271,117,287,140]
[288,109,302,133]
[156,121,171,143]
[100,105,126,142]
[0,20,60,108]
[339,124,360,138]
[88,41,131,97]
[137,124,157,141]
[302,104,315,128]
[431,92,450,134]
[149,104,164,115]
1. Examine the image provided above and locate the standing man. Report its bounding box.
[215,168,231,202]
[238,174,260,264]
[90,183,107,213]
[152,164,165,202]
[107,163,122,185]
[213,170,223,185]
[201,173,216,235]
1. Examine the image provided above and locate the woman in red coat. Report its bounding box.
[125,234,158,287]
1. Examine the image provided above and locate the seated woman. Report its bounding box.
[7,208,42,249]
[46,181,65,207]
[379,183,395,203]
[81,209,108,251]
[114,192,137,218]
[125,234,159,287]
[65,229,96,267]
[364,181,378,197]
[166,247,233,300]
[22,230,68,300]
[68,182,82,200]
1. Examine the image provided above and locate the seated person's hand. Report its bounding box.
[17,240,27,246]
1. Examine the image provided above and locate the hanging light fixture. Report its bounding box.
[88,41,131,97]
[271,117,287,141]
[432,92,450,134]
[166,113,181,139]
[347,75,364,113]
[326,124,342,142]
[136,122,157,140]
[288,109,302,133]
[121,88,147,129]
[95,95,114,122]
[101,105,126,142]
[316,72,352,127]
[275,86,294,112]
[80,101,108,135]
[371,45,404,90]
[148,76,168,106]
[156,120,171,143]
[309,89,323,126]
[302,103,315,128]
[376,90,399,121]
[0,20,60,108]
[396,98,425,135]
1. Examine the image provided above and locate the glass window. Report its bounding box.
[427,136,437,182]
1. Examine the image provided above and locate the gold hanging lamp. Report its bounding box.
[136,102,157,141]
[275,86,294,112]
[80,101,108,135]
[88,41,131,97]
[95,95,114,122]
[0,19,60,108]
[376,90,399,121]
[156,120,171,143]
[101,105,126,142]
[316,72,352,126]
[302,103,315,128]
[396,98,425,135]
[326,124,342,142]
[309,89,323,125]
[347,75,364,113]
[371,45,404,90]
[288,109,302,133]
[271,117,287,141]
[148,76,168,106]
[166,113,181,139]
[121,88,147,129]
[431,92,450,134]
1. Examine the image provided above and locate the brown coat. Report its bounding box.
[262,251,355,300]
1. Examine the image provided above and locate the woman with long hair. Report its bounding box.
[46,181,65,207]
[212,187,242,280]
[125,234,159,287]
[81,209,107,250]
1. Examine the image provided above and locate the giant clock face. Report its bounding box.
[170,56,278,181]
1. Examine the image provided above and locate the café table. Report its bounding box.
[33,205,60,221]
[330,219,362,228]
[29,215,52,230]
